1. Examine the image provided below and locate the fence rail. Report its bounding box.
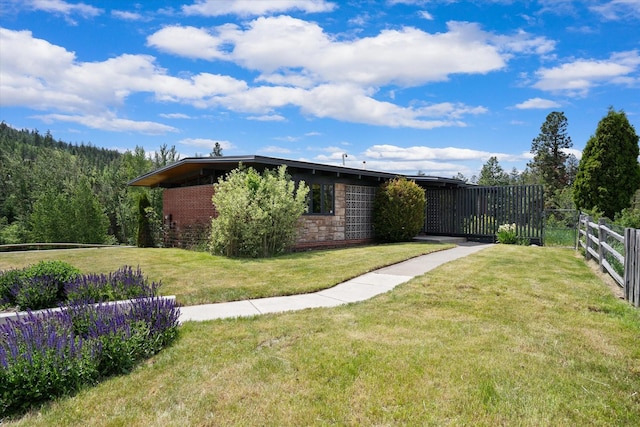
[578,214,640,307]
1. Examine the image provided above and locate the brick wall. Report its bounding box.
[163,185,216,247]
[163,182,374,250]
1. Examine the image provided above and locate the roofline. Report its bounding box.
[128,155,467,187]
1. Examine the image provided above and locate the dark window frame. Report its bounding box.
[306,183,335,215]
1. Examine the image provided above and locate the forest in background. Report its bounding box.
[0,122,177,245]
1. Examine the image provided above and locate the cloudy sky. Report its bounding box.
[1,0,639,177]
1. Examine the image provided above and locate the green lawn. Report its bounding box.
[4,245,639,426]
[0,243,452,306]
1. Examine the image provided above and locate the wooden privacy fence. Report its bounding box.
[578,214,640,307]
[424,185,545,243]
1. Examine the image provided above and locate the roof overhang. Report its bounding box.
[128,155,467,188]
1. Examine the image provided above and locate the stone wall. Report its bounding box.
[296,183,347,247]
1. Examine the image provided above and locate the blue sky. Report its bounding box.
[1,0,639,178]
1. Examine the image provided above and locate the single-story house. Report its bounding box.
[128,155,545,248]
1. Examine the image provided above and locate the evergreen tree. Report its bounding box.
[573,108,640,219]
[529,112,573,203]
[210,142,223,157]
[478,156,510,186]
[136,193,155,248]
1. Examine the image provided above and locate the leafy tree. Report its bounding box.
[210,165,309,258]
[574,108,640,219]
[478,156,510,186]
[529,112,573,204]
[372,177,426,242]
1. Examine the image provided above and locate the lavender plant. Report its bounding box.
[64,266,158,305]
[0,275,180,417]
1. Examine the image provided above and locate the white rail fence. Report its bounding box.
[578,214,639,307]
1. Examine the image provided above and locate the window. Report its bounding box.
[307,183,334,214]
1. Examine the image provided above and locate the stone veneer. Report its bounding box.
[296,183,347,246]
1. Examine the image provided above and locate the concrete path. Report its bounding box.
[179,242,491,323]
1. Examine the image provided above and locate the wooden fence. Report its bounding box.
[578,214,640,307]
[424,185,545,244]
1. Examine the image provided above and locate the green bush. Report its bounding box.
[210,165,309,258]
[615,207,640,229]
[372,177,426,242]
[1,260,80,309]
[496,223,518,244]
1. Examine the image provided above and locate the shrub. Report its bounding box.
[210,165,309,258]
[1,261,80,310]
[0,296,180,417]
[0,269,24,308]
[615,207,640,229]
[496,223,518,244]
[372,177,426,242]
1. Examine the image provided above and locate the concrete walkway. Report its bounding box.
[179,242,491,323]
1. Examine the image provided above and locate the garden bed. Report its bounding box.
[0,261,180,418]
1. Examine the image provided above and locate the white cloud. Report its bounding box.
[159,113,192,119]
[590,0,640,20]
[182,0,336,17]
[262,146,294,154]
[147,26,231,60]
[533,50,640,95]
[111,10,146,21]
[514,97,561,109]
[363,144,524,162]
[147,18,514,87]
[247,114,286,121]
[419,10,434,20]
[179,138,233,150]
[26,0,102,24]
[34,113,177,134]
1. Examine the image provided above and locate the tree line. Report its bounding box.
[0,122,177,245]
[462,108,640,224]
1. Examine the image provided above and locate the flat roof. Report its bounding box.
[128,155,466,188]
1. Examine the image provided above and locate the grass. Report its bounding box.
[4,245,639,426]
[545,227,578,247]
[0,243,452,306]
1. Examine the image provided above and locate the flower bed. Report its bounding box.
[0,262,180,418]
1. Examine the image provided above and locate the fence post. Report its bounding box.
[625,228,640,308]
[598,218,607,272]
[584,216,591,260]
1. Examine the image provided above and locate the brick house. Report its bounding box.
[128,155,466,249]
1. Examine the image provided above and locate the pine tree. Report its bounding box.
[529,112,573,204]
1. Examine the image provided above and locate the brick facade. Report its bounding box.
[163,185,216,247]
[162,182,374,250]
